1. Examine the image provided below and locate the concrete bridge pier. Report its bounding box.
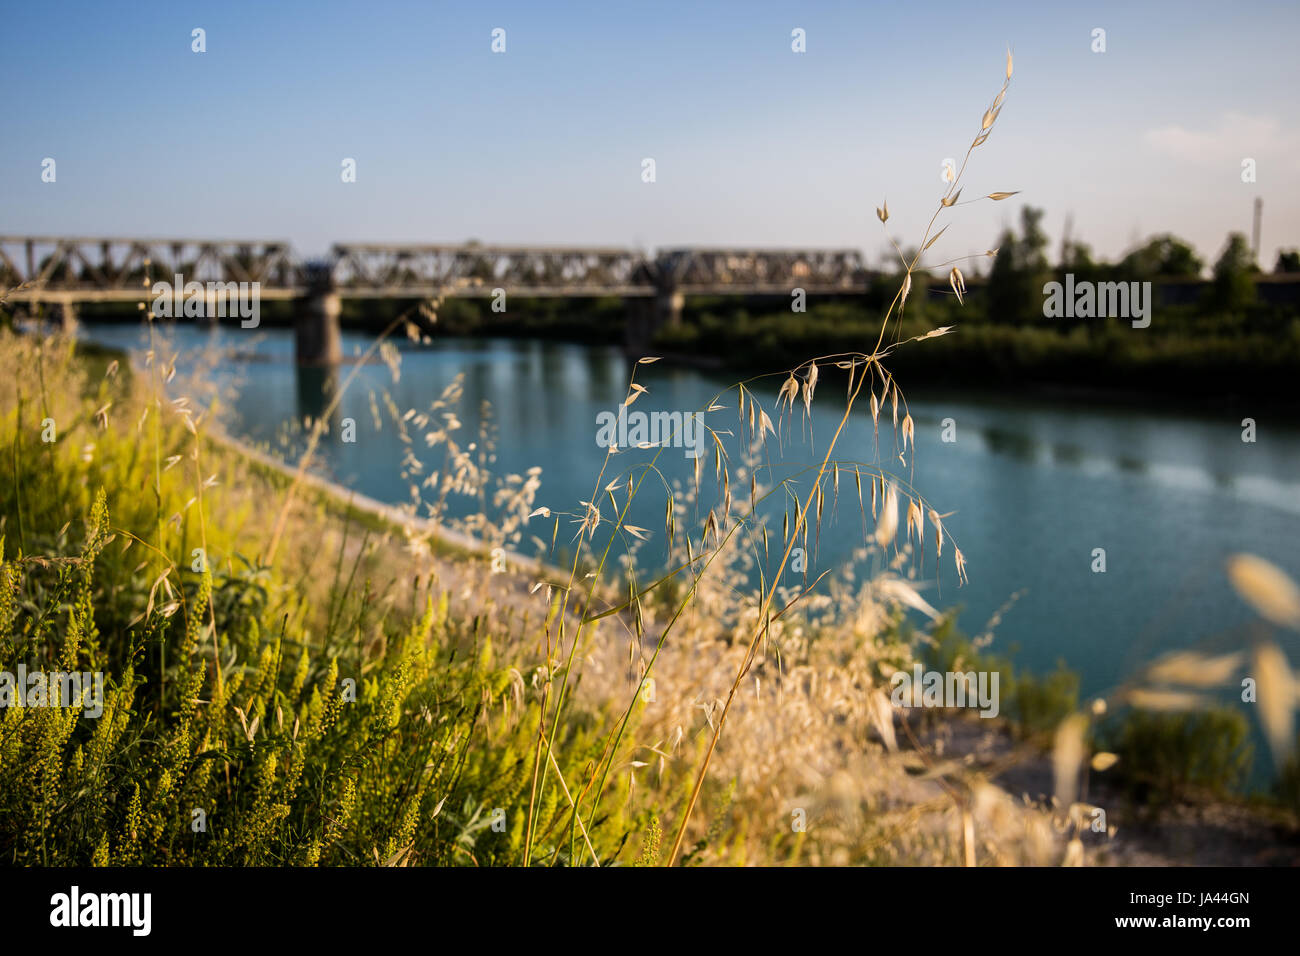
[625,286,684,353]
[295,274,341,366]
[56,296,78,334]
[625,296,652,353]
[655,287,684,330]
[200,291,222,328]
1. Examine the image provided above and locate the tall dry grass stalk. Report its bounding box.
[655,52,1018,864]
[473,52,1028,865]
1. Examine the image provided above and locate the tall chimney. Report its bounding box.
[1252,197,1262,266]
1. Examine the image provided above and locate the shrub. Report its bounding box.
[1104,707,1252,809]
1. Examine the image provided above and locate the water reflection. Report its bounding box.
[981,426,1040,462]
[1115,455,1148,475]
[295,364,338,429]
[1049,443,1085,467]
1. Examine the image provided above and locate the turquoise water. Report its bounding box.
[81,321,1300,770]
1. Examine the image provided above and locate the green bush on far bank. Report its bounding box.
[652,293,1300,399]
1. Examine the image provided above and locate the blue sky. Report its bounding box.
[2,0,1297,269]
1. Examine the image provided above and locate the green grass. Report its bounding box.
[0,333,642,866]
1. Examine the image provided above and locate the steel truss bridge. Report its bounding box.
[1,236,869,359]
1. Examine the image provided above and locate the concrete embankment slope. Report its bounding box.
[210,427,568,581]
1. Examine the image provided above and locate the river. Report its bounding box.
[78,322,1300,745]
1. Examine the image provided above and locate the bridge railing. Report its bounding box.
[655,247,868,292]
[1,236,872,299]
[330,243,655,296]
[0,236,296,296]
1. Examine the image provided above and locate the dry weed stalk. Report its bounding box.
[661,53,1018,863]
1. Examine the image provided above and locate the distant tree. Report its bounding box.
[1018,206,1050,274]
[986,206,1049,323]
[1060,240,1095,271]
[468,256,497,282]
[1209,233,1258,311]
[35,253,71,283]
[872,245,929,323]
[1119,234,1203,278]
[1274,249,1300,274]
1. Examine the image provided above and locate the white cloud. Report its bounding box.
[1144,112,1297,168]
